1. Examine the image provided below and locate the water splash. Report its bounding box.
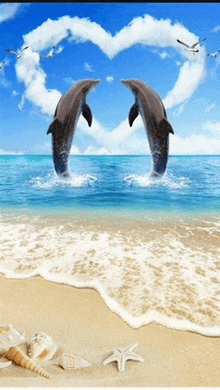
[29,173,98,189]
[124,172,191,189]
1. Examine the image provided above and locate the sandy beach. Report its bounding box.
[0,274,220,387]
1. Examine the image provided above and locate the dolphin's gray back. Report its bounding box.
[47,79,100,177]
[121,79,174,177]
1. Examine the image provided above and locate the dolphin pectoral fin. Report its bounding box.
[129,103,139,127]
[47,118,59,134]
[160,118,174,134]
[82,103,92,127]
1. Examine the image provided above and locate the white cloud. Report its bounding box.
[0,77,11,89]
[84,62,94,72]
[15,49,61,115]
[18,14,206,117]
[204,103,216,113]
[70,145,81,155]
[152,49,171,60]
[172,103,186,117]
[170,134,220,155]
[202,120,220,135]
[12,90,19,96]
[63,77,76,85]
[0,57,11,88]
[163,60,206,109]
[77,114,148,155]
[159,51,170,60]
[18,94,25,111]
[209,56,220,79]
[12,14,209,154]
[0,148,23,155]
[212,25,220,33]
[0,3,21,23]
[83,145,109,155]
[106,76,114,84]
[56,45,64,54]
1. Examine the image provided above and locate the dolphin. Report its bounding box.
[47,79,101,177]
[121,79,174,177]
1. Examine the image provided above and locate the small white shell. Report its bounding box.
[0,359,12,369]
[27,332,57,362]
[0,324,26,354]
[60,353,91,370]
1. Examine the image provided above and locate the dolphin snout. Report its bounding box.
[120,79,129,87]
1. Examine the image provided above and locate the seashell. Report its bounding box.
[27,332,57,362]
[5,346,53,379]
[0,324,25,354]
[59,353,92,370]
[0,359,12,369]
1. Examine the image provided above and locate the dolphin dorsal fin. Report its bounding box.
[129,103,139,127]
[82,103,92,127]
[47,118,59,134]
[160,118,174,134]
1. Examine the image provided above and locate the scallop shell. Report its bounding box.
[0,324,25,354]
[5,346,52,379]
[59,353,91,370]
[27,332,57,362]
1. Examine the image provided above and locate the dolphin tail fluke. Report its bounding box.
[129,103,139,127]
[47,118,59,134]
[82,103,92,127]
[160,118,174,134]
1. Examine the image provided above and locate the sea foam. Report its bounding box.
[1,212,220,336]
[124,172,191,189]
[29,173,98,189]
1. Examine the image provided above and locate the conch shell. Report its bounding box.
[59,353,91,370]
[27,332,57,362]
[5,346,53,379]
[0,324,25,354]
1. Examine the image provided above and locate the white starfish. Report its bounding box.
[103,343,144,372]
[176,38,206,54]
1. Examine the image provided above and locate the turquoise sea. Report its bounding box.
[1,155,220,212]
[1,155,220,336]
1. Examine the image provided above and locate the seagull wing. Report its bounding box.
[192,38,207,48]
[177,39,190,48]
[6,50,17,55]
[22,46,29,51]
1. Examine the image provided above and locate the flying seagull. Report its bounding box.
[0,61,5,70]
[207,50,220,58]
[45,46,56,59]
[176,38,207,53]
[6,46,29,59]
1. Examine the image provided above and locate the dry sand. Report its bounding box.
[0,273,220,387]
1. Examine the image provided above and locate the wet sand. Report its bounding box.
[0,274,220,387]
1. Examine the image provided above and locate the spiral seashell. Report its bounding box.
[5,346,53,379]
[0,324,25,354]
[60,353,91,370]
[27,332,57,362]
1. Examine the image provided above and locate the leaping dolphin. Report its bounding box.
[47,79,101,177]
[121,79,174,178]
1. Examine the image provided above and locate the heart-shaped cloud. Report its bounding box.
[15,14,206,154]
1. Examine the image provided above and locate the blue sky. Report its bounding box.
[1,2,220,155]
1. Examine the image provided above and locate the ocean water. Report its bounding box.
[1,155,220,336]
